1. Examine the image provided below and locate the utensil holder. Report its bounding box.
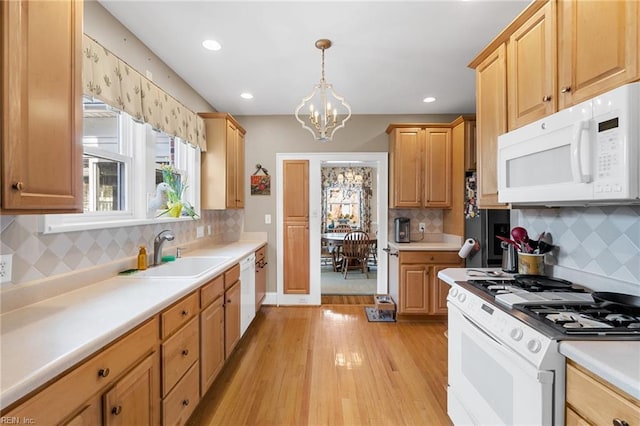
[517,253,545,275]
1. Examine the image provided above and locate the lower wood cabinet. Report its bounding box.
[200,275,225,394]
[224,280,241,359]
[162,361,200,426]
[3,318,160,425]
[397,251,463,316]
[255,245,267,311]
[565,360,640,426]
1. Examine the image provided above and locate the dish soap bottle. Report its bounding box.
[137,246,148,270]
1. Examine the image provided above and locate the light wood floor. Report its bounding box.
[188,306,451,426]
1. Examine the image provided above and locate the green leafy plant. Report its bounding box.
[157,164,199,219]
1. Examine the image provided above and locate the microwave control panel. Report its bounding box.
[595,117,623,193]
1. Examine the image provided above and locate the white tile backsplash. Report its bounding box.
[513,206,640,288]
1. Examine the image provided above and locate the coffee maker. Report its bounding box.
[394,217,410,243]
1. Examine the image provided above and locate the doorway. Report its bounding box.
[276,152,388,306]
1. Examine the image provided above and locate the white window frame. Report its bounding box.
[41,112,201,234]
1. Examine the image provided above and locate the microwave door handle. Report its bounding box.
[571,121,592,183]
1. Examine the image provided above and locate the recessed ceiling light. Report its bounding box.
[240,92,254,100]
[423,96,436,103]
[202,39,222,51]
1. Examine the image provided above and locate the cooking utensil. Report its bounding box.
[511,227,532,253]
[496,235,519,248]
[592,292,640,309]
[466,269,505,277]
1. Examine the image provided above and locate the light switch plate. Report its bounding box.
[0,254,13,284]
[265,214,271,224]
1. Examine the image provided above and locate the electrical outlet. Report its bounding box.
[196,225,205,239]
[418,223,426,232]
[207,225,212,235]
[0,254,13,284]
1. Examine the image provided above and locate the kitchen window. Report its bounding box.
[42,100,201,233]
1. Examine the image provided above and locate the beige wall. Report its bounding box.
[238,114,460,291]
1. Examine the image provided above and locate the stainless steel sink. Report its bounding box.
[131,256,231,278]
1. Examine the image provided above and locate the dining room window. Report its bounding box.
[325,187,362,231]
[321,165,374,233]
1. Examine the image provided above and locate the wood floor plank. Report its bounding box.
[188,306,451,426]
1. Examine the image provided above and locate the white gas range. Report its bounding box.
[441,270,640,426]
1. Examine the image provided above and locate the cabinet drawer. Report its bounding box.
[162,361,200,426]
[161,292,199,338]
[200,274,224,308]
[399,251,461,265]
[5,317,158,422]
[162,317,199,396]
[566,361,640,426]
[224,264,240,290]
[255,245,266,262]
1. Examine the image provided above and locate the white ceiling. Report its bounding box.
[99,0,531,116]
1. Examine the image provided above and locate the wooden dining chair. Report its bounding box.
[340,231,370,279]
[333,224,352,233]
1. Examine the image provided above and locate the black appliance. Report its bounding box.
[394,217,410,243]
[465,209,510,268]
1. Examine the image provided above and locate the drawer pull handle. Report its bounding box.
[98,368,110,378]
[560,86,571,93]
[182,349,189,357]
[542,95,551,102]
[12,182,25,191]
[613,419,629,426]
[182,399,190,407]
[111,405,122,415]
[181,310,189,317]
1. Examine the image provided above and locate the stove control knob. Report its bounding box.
[457,293,466,303]
[510,328,524,341]
[449,287,458,298]
[527,339,542,353]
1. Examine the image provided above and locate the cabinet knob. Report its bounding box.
[182,399,190,407]
[612,419,629,426]
[227,299,232,303]
[181,309,189,317]
[12,182,24,191]
[181,349,189,357]
[560,86,571,93]
[98,368,110,378]
[111,406,122,415]
[542,95,552,102]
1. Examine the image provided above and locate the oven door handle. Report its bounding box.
[461,312,504,348]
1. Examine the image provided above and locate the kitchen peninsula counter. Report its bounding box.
[0,239,266,411]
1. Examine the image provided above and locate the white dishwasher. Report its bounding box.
[239,253,256,336]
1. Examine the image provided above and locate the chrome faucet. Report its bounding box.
[153,229,175,265]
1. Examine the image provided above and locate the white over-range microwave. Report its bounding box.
[498,82,639,206]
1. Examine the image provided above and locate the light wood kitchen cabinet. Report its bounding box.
[160,293,200,426]
[474,43,508,209]
[200,274,225,394]
[255,245,267,311]
[387,125,452,209]
[224,279,241,359]
[2,318,160,425]
[199,113,246,209]
[283,160,310,294]
[397,251,463,316]
[566,360,640,426]
[507,1,556,130]
[558,0,639,110]
[1,0,83,213]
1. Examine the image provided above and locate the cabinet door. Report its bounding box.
[1,0,83,212]
[476,43,508,209]
[399,264,429,314]
[424,128,452,208]
[508,1,556,129]
[283,160,309,294]
[235,130,245,208]
[224,280,241,359]
[390,128,423,208]
[200,298,224,395]
[103,352,159,426]
[464,120,477,172]
[225,121,238,208]
[430,266,451,315]
[558,0,639,109]
[61,400,101,426]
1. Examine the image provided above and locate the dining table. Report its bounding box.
[321,232,377,271]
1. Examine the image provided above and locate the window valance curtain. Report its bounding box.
[82,34,206,151]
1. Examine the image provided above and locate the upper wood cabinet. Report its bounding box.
[558,0,639,109]
[199,113,246,209]
[475,44,508,209]
[1,0,83,213]
[387,125,452,209]
[507,1,556,130]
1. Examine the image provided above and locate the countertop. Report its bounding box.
[0,240,266,411]
[388,234,463,252]
[438,267,640,403]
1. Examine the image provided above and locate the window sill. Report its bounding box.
[40,215,197,234]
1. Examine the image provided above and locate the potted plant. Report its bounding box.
[157,165,199,219]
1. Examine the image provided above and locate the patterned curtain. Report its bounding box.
[82,34,204,147]
[321,167,374,232]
